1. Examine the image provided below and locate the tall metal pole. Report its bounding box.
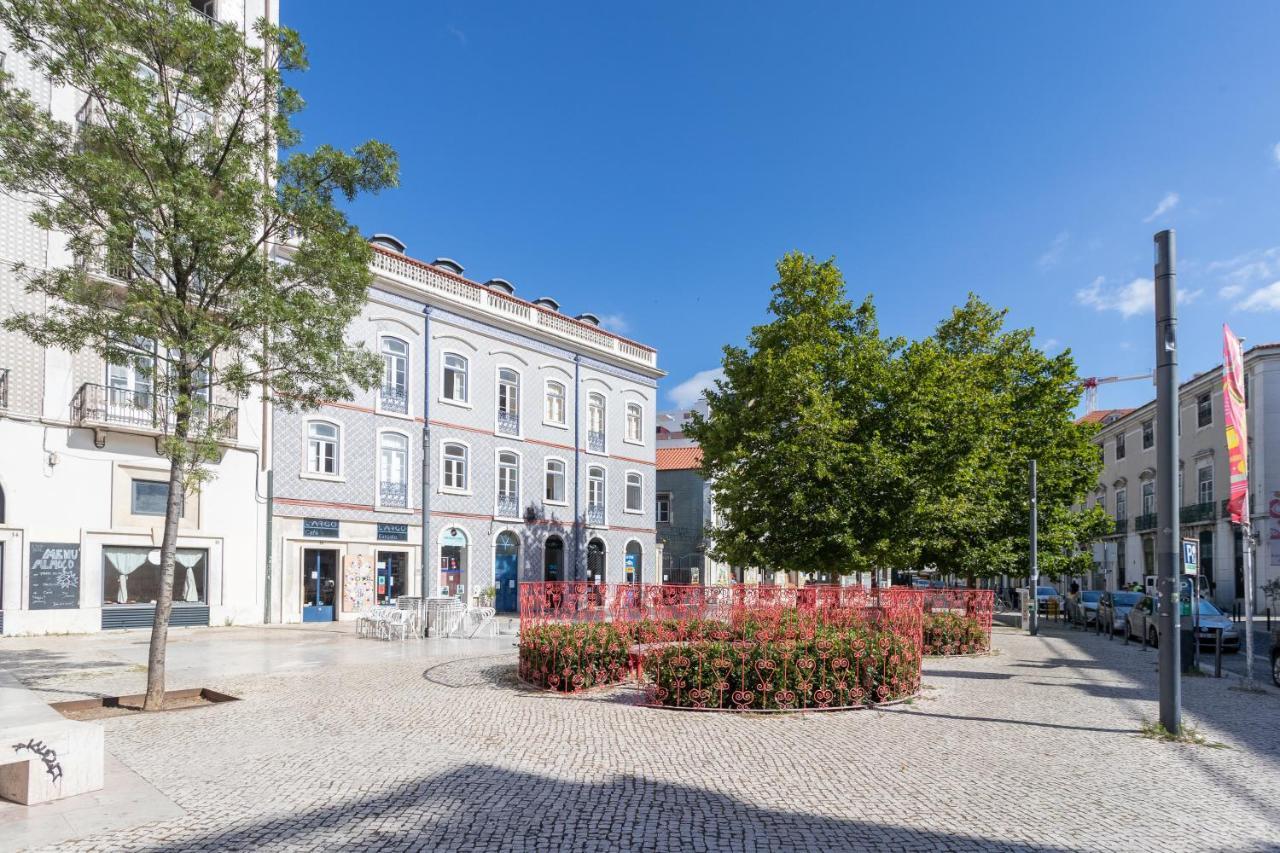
[1154,230,1181,734]
[1029,459,1039,636]
[1243,526,1257,686]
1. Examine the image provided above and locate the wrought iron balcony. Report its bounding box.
[497,410,520,436]
[1113,517,1128,535]
[1134,512,1158,532]
[70,383,237,448]
[496,494,520,518]
[0,368,8,410]
[379,385,408,414]
[586,503,605,525]
[1180,501,1216,524]
[587,430,605,453]
[379,481,408,509]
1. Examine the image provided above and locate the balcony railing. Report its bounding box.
[379,385,408,414]
[586,504,605,525]
[587,430,605,453]
[1180,501,1216,524]
[496,494,520,518]
[497,410,520,436]
[0,368,8,410]
[1113,517,1128,535]
[1134,512,1158,532]
[70,383,237,447]
[379,481,408,509]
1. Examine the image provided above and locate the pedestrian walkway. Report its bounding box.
[1,619,1278,851]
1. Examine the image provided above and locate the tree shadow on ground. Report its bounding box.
[922,669,1013,680]
[131,762,1074,853]
[0,647,136,697]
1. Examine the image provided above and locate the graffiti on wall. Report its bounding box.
[342,554,375,612]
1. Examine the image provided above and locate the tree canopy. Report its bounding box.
[0,0,398,706]
[687,253,1109,581]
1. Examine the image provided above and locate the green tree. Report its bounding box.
[0,0,397,708]
[907,296,1110,581]
[686,252,908,575]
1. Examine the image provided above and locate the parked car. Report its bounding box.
[1070,590,1102,626]
[1125,594,1240,650]
[1035,585,1063,615]
[1098,590,1142,635]
[1271,630,1279,687]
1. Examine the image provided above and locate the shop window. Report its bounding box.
[131,479,184,517]
[103,546,206,605]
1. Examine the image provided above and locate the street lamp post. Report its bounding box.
[1154,230,1182,734]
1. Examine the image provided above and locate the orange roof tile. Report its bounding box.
[1076,407,1135,425]
[656,447,703,471]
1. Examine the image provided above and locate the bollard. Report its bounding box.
[1124,617,1130,645]
[1214,628,1222,678]
[1140,617,1148,651]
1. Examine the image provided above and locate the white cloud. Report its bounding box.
[1038,232,1069,271]
[1040,337,1061,353]
[1237,281,1280,312]
[1143,192,1180,223]
[668,368,724,408]
[595,313,629,334]
[1208,246,1280,288]
[1273,141,1280,165]
[1219,284,1244,300]
[446,24,467,45]
[1077,275,1200,317]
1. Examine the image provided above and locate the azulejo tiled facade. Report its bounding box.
[269,239,663,622]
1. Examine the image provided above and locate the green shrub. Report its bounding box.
[921,611,989,656]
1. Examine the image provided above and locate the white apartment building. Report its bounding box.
[0,1,274,635]
[1086,343,1280,612]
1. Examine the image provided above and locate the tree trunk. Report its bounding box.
[143,371,191,711]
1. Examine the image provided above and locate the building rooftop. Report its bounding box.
[1076,408,1135,426]
[657,446,703,471]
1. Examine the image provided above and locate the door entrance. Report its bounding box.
[376,551,406,604]
[494,531,519,612]
[302,548,338,622]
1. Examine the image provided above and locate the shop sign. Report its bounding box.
[303,518,340,538]
[377,523,408,542]
[29,542,81,610]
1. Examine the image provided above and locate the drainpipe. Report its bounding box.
[421,306,432,601]
[573,354,582,580]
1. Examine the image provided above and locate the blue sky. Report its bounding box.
[284,2,1280,412]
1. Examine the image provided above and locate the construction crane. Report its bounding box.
[1080,372,1153,414]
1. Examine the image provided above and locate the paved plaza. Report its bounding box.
[2,619,1279,852]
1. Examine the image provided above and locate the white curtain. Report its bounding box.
[175,550,203,603]
[104,548,149,604]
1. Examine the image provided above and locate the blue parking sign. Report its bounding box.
[1181,539,1198,576]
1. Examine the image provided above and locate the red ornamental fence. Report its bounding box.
[517,582,926,712]
[912,589,994,656]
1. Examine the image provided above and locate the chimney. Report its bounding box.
[432,258,465,276]
[485,278,516,295]
[575,312,601,326]
[532,296,560,312]
[368,233,406,254]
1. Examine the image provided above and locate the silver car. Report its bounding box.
[1098,590,1142,634]
[1125,594,1240,650]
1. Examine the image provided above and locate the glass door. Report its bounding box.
[376,551,406,604]
[302,549,338,622]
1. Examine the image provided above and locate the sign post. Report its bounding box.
[1153,230,1181,734]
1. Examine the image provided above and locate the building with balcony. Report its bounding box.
[1085,344,1280,612]
[0,2,272,636]
[267,236,663,621]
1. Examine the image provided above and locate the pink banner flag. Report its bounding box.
[1222,324,1248,524]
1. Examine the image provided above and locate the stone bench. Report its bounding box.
[0,668,104,805]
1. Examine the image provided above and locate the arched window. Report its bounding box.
[587,466,605,524]
[442,443,469,492]
[439,526,469,597]
[544,380,566,425]
[497,451,520,517]
[443,353,468,403]
[625,471,643,513]
[545,458,566,503]
[625,402,643,443]
[497,368,520,435]
[587,538,606,583]
[380,337,408,414]
[624,540,642,584]
[544,535,564,582]
[587,392,606,451]
[307,421,339,475]
[379,432,408,507]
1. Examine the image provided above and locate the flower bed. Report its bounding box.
[517,583,924,712]
[921,611,990,656]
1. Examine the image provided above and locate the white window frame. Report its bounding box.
[440,440,472,495]
[1141,480,1155,516]
[624,470,644,514]
[587,465,607,525]
[544,379,567,428]
[375,428,412,512]
[1196,465,1213,506]
[302,418,344,481]
[544,456,568,506]
[440,351,471,408]
[624,401,644,445]
[495,448,522,520]
[377,335,411,417]
[1196,393,1212,429]
[656,492,672,524]
[586,392,607,454]
[495,366,522,438]
[1115,487,1127,521]
[623,539,643,583]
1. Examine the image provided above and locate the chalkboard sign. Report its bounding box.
[377,523,408,541]
[303,518,340,538]
[29,542,81,610]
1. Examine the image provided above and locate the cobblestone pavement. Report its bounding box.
[5,621,1280,852]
